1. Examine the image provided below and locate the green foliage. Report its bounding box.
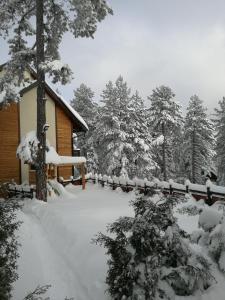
[0,198,21,300]
[23,284,74,300]
[0,0,113,105]
[95,192,214,300]
[183,95,215,184]
[213,97,225,185]
[148,85,183,180]
[94,77,156,178]
[71,83,99,172]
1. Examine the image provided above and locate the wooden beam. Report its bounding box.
[81,163,85,190]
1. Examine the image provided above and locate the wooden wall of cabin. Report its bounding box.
[56,104,73,180]
[0,103,20,184]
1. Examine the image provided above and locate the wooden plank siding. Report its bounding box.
[55,104,73,179]
[0,103,20,184]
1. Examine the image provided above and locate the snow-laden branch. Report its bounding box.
[39,60,73,85]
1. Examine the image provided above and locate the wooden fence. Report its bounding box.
[86,174,225,205]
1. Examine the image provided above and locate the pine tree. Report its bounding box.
[0,1,113,200]
[183,95,214,184]
[148,86,183,181]
[71,83,99,172]
[95,76,132,176]
[95,77,156,178]
[95,192,213,300]
[213,97,225,185]
[128,91,157,178]
[0,198,21,300]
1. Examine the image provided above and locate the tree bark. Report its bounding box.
[162,123,167,181]
[36,0,47,201]
[192,130,196,183]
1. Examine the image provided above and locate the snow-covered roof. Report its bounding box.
[10,64,88,132]
[46,146,86,165]
[17,132,86,165]
[19,79,88,132]
[49,84,88,131]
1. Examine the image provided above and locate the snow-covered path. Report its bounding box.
[12,183,225,300]
[12,184,134,300]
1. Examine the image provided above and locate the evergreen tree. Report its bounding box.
[95,76,132,176]
[95,77,156,178]
[172,125,185,182]
[0,198,21,300]
[148,86,183,181]
[95,192,213,300]
[0,0,113,201]
[213,97,225,185]
[183,95,214,184]
[128,91,157,178]
[71,83,99,172]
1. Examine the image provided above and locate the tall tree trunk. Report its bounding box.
[162,123,167,181]
[192,130,196,183]
[36,0,47,201]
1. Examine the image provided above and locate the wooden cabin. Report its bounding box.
[0,64,88,185]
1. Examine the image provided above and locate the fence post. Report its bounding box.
[101,177,105,188]
[185,179,190,194]
[144,182,147,195]
[126,181,129,193]
[186,185,189,193]
[112,179,116,190]
[169,179,173,195]
[206,179,213,205]
[206,186,213,205]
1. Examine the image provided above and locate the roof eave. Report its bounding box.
[20,81,88,132]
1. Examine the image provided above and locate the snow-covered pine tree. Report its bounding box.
[183,95,214,184]
[213,97,225,185]
[71,84,99,172]
[148,86,183,181]
[128,91,157,178]
[0,0,113,201]
[95,192,213,300]
[95,76,133,177]
[171,125,185,182]
[0,198,21,300]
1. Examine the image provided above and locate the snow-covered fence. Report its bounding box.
[7,184,35,199]
[86,173,225,204]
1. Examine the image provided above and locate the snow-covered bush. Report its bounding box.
[199,209,223,232]
[17,131,39,164]
[95,192,213,300]
[0,198,21,300]
[196,208,225,273]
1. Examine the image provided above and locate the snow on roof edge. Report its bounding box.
[24,65,89,131]
[52,86,89,131]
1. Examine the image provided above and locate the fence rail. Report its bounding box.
[0,182,35,199]
[86,174,225,205]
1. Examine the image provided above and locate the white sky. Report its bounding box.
[1,0,225,112]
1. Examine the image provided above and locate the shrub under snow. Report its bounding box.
[196,207,225,273]
[0,198,21,300]
[16,131,39,164]
[95,192,214,300]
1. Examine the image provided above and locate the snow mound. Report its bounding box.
[17,131,39,163]
[199,209,223,231]
[48,180,76,199]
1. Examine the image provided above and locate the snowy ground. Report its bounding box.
[12,184,134,300]
[12,183,225,300]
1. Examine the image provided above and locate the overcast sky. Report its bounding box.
[1,0,225,112]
